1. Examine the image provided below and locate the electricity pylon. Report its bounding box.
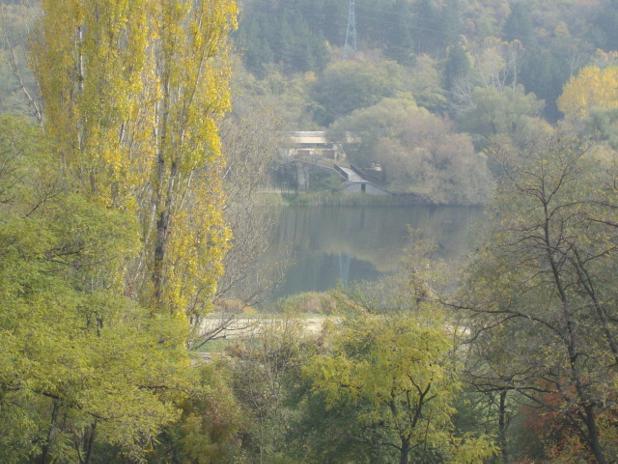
[344,0,357,58]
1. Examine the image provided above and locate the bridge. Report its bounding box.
[283,131,389,195]
[285,131,345,161]
[334,164,389,195]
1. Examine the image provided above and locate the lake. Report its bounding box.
[266,205,484,300]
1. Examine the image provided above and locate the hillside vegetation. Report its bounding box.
[232,0,618,203]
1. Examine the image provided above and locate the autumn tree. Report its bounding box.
[30,0,238,316]
[457,134,617,463]
[0,1,241,461]
[558,66,618,120]
[310,59,404,126]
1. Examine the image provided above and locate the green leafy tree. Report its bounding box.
[331,97,493,204]
[151,363,245,464]
[409,54,448,112]
[311,59,404,126]
[0,116,190,463]
[384,0,415,64]
[228,319,307,464]
[302,311,496,464]
[519,46,571,120]
[503,2,535,46]
[445,44,471,91]
[1,0,241,461]
[593,0,618,51]
[412,0,461,54]
[237,0,329,75]
[456,85,544,145]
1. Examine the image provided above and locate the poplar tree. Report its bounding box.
[0,116,190,464]
[31,0,238,318]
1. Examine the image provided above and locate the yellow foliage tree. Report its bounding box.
[31,0,238,318]
[558,65,618,119]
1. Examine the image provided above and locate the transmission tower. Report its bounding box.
[344,0,357,58]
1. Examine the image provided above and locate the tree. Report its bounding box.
[0,2,41,120]
[236,0,329,75]
[588,108,618,150]
[302,311,495,464]
[593,0,618,51]
[0,116,190,463]
[151,363,245,464]
[519,45,572,120]
[190,88,288,349]
[310,59,403,126]
[409,54,448,112]
[384,0,415,64]
[558,65,618,120]
[31,0,238,316]
[330,97,493,205]
[413,0,441,54]
[460,312,540,463]
[1,1,241,461]
[503,2,535,46]
[445,44,471,91]
[456,85,544,146]
[456,134,618,463]
[228,318,307,464]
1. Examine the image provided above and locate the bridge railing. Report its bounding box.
[333,164,350,180]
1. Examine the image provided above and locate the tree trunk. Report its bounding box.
[583,403,608,464]
[542,202,608,464]
[83,421,97,464]
[498,390,509,464]
[152,77,170,310]
[40,400,60,464]
[400,438,410,464]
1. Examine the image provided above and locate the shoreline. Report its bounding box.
[255,191,487,208]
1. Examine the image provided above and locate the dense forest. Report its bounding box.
[0,1,616,464]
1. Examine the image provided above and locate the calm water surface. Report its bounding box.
[268,205,484,300]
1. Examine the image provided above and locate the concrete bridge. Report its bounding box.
[334,164,389,195]
[285,131,345,161]
[285,131,388,195]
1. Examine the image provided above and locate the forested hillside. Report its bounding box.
[229,0,618,203]
[238,0,617,118]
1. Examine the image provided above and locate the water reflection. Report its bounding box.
[268,205,483,300]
